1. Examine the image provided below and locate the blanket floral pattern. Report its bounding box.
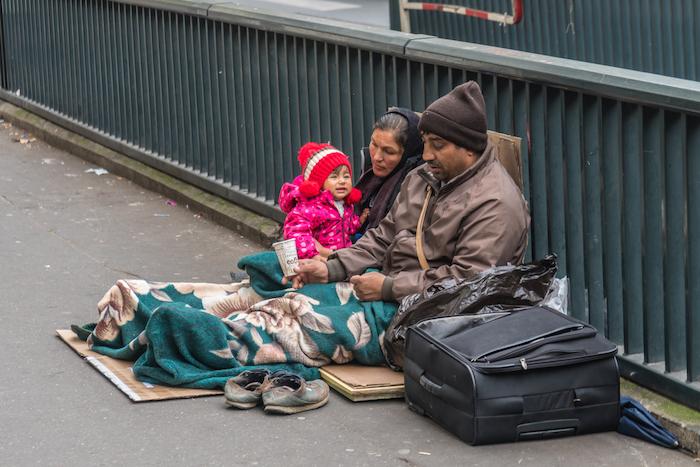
[84,252,397,389]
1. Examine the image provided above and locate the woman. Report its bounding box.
[355,107,424,235]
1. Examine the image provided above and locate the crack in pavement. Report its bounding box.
[1,194,16,206]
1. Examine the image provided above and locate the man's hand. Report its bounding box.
[350,272,386,302]
[281,258,329,289]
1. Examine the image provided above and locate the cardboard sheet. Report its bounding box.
[320,364,404,402]
[56,329,222,402]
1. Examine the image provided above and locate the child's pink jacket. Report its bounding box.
[279,176,362,259]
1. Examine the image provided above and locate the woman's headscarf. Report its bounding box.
[355,108,424,233]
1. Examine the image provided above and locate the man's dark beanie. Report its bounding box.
[418,81,488,153]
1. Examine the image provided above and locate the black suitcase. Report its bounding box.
[404,306,620,445]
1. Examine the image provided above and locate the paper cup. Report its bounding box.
[273,239,299,277]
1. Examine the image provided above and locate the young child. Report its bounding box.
[279,142,369,260]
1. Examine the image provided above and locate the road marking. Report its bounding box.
[260,0,361,12]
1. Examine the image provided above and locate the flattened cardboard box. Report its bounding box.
[57,329,222,402]
[320,364,404,402]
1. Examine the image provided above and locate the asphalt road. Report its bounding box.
[222,0,390,27]
[0,122,695,465]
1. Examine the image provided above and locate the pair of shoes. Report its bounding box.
[224,370,329,414]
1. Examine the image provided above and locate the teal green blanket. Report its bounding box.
[83,252,397,389]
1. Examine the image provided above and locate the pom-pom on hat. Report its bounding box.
[297,142,360,203]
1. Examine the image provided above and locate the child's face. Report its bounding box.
[323,165,352,201]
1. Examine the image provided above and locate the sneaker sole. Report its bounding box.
[263,395,329,415]
[224,399,259,410]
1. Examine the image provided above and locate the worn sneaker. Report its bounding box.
[224,369,271,409]
[262,373,329,414]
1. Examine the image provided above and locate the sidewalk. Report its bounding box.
[0,120,695,466]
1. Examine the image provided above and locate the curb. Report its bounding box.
[0,101,282,248]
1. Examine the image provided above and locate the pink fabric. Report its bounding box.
[279,178,362,259]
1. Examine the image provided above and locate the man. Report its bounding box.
[286,81,530,301]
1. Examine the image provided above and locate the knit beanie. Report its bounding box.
[297,142,361,204]
[418,81,488,153]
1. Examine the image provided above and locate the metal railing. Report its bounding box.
[391,0,700,82]
[2,0,700,409]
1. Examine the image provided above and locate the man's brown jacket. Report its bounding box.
[327,142,530,301]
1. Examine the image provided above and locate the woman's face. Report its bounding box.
[369,129,403,177]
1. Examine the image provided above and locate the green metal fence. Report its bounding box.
[2,0,700,409]
[391,0,700,82]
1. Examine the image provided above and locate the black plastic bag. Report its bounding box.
[383,255,558,370]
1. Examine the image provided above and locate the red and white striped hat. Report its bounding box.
[297,142,361,203]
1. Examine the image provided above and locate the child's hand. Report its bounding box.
[359,208,370,224]
[313,239,333,258]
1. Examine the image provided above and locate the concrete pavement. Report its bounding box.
[0,121,695,466]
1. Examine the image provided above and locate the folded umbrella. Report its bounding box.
[618,396,679,448]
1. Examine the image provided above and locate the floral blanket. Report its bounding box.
[80,252,397,389]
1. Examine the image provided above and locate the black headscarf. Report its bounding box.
[355,108,424,233]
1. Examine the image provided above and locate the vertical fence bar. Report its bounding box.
[327,43,340,144]
[528,84,549,261]
[78,0,90,125]
[545,88,567,275]
[0,0,7,89]
[664,112,687,372]
[5,0,18,92]
[157,10,171,164]
[151,8,164,157]
[188,16,199,167]
[276,34,292,187]
[564,92,586,321]
[217,21,231,184]
[622,103,644,355]
[236,27,251,189]
[250,29,263,193]
[23,0,35,101]
[642,107,665,364]
[175,13,188,166]
[202,19,216,178]
[601,99,624,343]
[127,5,138,144]
[260,32,275,200]
[583,95,606,332]
[687,116,700,382]
[512,80,531,263]
[195,18,208,173]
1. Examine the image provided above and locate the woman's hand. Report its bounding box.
[282,259,329,289]
[359,208,370,225]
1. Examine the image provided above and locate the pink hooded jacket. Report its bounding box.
[279,176,363,259]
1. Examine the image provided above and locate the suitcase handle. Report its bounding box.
[517,419,579,441]
[419,374,444,396]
